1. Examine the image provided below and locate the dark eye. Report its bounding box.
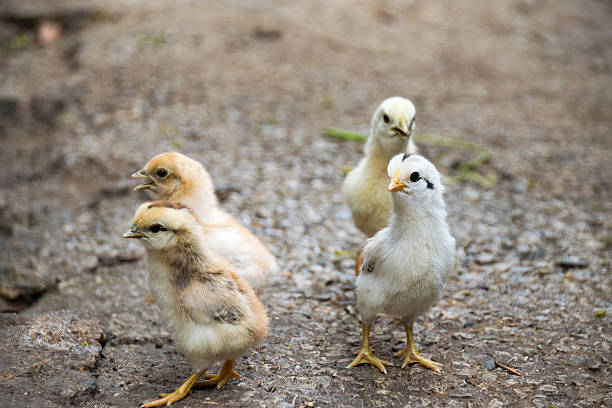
[156,168,168,178]
[382,113,390,124]
[149,223,167,233]
[410,172,420,182]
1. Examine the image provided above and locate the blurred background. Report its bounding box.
[0,0,610,407]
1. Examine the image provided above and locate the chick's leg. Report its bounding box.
[395,322,442,372]
[347,323,392,374]
[194,360,240,389]
[354,246,364,276]
[141,371,203,407]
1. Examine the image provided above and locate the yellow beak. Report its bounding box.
[131,169,155,191]
[388,170,408,192]
[391,114,410,137]
[131,169,148,178]
[123,229,144,239]
[133,181,155,191]
[399,115,409,134]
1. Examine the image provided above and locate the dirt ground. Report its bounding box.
[1,0,610,407]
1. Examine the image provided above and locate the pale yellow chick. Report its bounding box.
[124,201,269,407]
[132,152,278,292]
[342,97,417,238]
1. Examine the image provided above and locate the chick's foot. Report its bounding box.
[396,323,442,372]
[347,324,392,374]
[395,346,442,372]
[195,360,240,389]
[142,371,203,407]
[348,346,392,374]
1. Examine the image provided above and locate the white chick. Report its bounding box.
[132,152,278,292]
[124,201,269,407]
[342,97,418,239]
[348,153,455,374]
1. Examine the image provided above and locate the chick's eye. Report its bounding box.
[382,113,390,124]
[149,223,167,233]
[156,168,168,178]
[410,172,420,182]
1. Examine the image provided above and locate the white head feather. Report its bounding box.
[386,153,445,215]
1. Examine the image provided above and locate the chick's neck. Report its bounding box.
[389,193,447,234]
[365,135,408,171]
[170,184,223,222]
[149,231,224,290]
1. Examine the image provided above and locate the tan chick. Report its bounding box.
[131,152,278,292]
[124,201,268,407]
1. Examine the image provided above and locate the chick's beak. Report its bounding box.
[392,115,410,138]
[388,170,408,192]
[131,169,155,191]
[123,228,144,239]
[131,168,147,178]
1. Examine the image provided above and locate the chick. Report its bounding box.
[342,97,418,239]
[131,152,278,292]
[124,201,268,407]
[348,153,455,374]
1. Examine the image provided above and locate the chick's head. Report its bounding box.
[123,201,198,250]
[132,152,214,203]
[387,153,443,201]
[370,97,416,149]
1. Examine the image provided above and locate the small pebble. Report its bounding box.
[475,253,496,265]
[557,257,589,268]
[483,359,496,371]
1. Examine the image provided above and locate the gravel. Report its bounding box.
[1,0,610,407]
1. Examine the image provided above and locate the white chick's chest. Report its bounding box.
[357,228,450,320]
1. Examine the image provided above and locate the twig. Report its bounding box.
[325,127,368,142]
[324,127,497,188]
[494,359,521,376]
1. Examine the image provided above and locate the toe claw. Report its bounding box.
[195,361,239,389]
[347,348,392,374]
[397,347,442,372]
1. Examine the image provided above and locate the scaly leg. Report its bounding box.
[395,322,442,372]
[141,371,204,407]
[194,360,240,389]
[347,323,392,374]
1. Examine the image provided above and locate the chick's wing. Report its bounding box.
[360,233,385,275]
[180,274,249,326]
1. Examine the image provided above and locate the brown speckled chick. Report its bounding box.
[124,201,268,407]
[132,152,278,293]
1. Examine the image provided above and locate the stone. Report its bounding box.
[482,359,496,371]
[557,257,589,268]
